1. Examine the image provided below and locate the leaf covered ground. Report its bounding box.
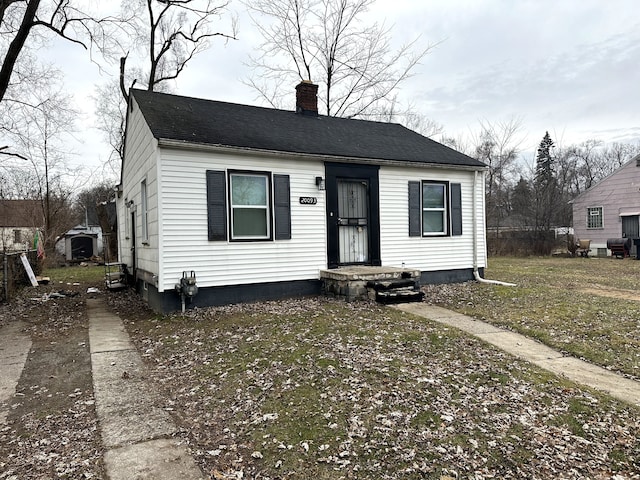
[423,256,640,380]
[1,260,639,479]
[110,273,640,479]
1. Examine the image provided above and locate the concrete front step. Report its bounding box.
[321,266,422,302]
[375,289,425,304]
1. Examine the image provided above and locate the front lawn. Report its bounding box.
[112,290,640,479]
[424,256,640,380]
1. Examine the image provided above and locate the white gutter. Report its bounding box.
[472,170,516,287]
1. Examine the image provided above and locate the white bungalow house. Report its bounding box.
[117,83,488,312]
[572,154,640,257]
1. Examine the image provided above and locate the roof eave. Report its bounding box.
[156,138,488,172]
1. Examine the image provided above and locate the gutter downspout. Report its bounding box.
[472,170,516,287]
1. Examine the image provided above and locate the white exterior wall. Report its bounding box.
[158,148,327,292]
[118,98,160,275]
[0,227,37,253]
[379,166,486,271]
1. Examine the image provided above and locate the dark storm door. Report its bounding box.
[621,215,640,256]
[337,179,370,264]
[325,163,381,268]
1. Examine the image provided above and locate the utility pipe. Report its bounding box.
[472,170,517,287]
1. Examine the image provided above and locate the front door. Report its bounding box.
[326,163,380,268]
[622,215,639,256]
[337,179,370,264]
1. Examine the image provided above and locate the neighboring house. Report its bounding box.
[0,199,44,252]
[55,225,103,261]
[572,154,640,257]
[118,83,488,312]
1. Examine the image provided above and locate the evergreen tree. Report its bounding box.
[533,131,557,254]
[535,131,555,187]
[511,176,532,226]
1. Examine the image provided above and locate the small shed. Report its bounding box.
[56,225,103,261]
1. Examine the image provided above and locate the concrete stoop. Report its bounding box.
[321,266,423,303]
[87,299,205,480]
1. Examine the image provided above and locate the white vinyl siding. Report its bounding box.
[118,98,160,276]
[379,166,486,272]
[158,148,326,292]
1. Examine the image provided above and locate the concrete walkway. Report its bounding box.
[395,303,640,407]
[86,298,205,480]
[0,322,31,426]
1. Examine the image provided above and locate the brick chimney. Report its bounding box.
[295,80,318,116]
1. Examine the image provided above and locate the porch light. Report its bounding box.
[315,176,325,191]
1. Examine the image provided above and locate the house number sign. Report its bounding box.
[299,196,318,205]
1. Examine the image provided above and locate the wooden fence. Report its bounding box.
[1,250,41,303]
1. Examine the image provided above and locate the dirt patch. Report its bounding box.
[0,280,106,479]
[579,286,640,302]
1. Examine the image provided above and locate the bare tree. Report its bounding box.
[95,0,236,173]
[372,96,443,137]
[7,82,84,258]
[470,118,524,234]
[118,0,237,103]
[1,1,127,162]
[75,182,118,260]
[94,80,127,177]
[601,141,640,172]
[244,0,434,118]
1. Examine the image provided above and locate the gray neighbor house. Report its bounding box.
[117,82,488,312]
[572,154,640,257]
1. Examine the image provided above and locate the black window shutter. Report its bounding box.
[408,181,421,237]
[451,183,462,236]
[274,174,291,240]
[206,170,227,241]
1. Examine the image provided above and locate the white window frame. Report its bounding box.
[586,206,603,229]
[229,172,271,241]
[422,181,448,236]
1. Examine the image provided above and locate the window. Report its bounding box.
[409,181,462,237]
[230,173,270,239]
[422,182,447,234]
[141,179,148,241]
[207,170,291,242]
[14,229,22,244]
[587,206,603,229]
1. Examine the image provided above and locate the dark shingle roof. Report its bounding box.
[0,200,43,228]
[131,89,485,169]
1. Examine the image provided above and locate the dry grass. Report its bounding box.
[111,283,640,479]
[423,256,640,380]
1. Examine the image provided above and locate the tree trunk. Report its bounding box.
[0,0,40,102]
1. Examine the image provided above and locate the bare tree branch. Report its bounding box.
[244,0,435,120]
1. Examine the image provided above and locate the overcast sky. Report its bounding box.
[52,0,640,179]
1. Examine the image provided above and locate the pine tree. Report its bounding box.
[533,131,557,254]
[535,131,555,187]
